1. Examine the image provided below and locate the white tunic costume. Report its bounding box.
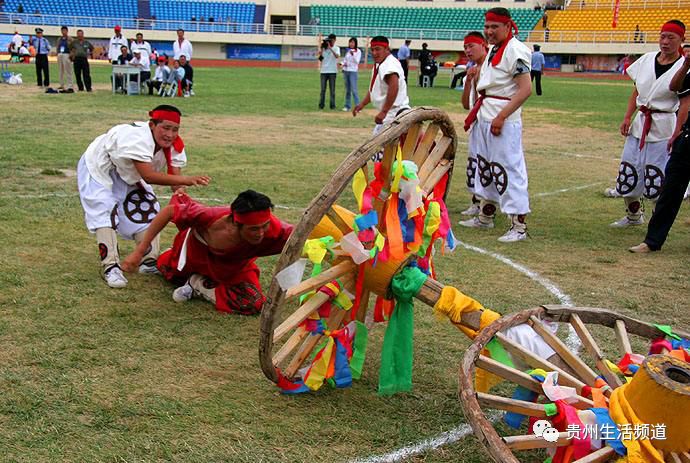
[370,53,410,135]
[616,52,686,200]
[77,122,187,239]
[471,37,532,215]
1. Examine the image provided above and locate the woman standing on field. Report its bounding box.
[341,37,362,112]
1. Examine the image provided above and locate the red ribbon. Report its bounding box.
[485,12,518,67]
[369,63,379,91]
[233,209,271,225]
[149,109,180,124]
[162,136,185,174]
[464,35,487,47]
[661,22,685,39]
[370,40,388,48]
[463,92,511,131]
[638,105,661,150]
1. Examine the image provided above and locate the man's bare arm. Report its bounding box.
[133,161,210,186]
[121,204,175,272]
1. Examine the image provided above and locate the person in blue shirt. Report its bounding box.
[31,28,50,87]
[531,44,545,96]
[397,39,411,82]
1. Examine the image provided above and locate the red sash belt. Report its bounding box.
[463,91,512,132]
[638,105,663,149]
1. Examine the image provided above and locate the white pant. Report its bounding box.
[616,136,669,200]
[471,119,530,215]
[77,155,160,240]
[373,106,411,136]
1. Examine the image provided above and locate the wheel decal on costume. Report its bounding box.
[466,157,477,188]
[98,243,107,261]
[616,162,638,196]
[644,164,664,200]
[226,282,263,315]
[490,162,508,195]
[123,189,160,224]
[477,154,493,187]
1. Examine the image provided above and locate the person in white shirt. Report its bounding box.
[459,8,532,243]
[76,105,210,288]
[173,29,193,61]
[341,37,362,112]
[317,33,340,110]
[12,30,23,50]
[108,25,128,64]
[352,35,410,135]
[130,33,152,63]
[130,48,151,84]
[148,56,170,95]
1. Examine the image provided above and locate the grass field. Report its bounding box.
[0,63,688,463]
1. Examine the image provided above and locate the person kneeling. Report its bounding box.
[122,190,293,315]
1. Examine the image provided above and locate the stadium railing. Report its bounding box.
[0,12,656,45]
[566,0,690,9]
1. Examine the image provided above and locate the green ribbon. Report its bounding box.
[654,324,682,341]
[544,403,558,417]
[350,321,368,380]
[378,266,428,396]
[486,337,514,368]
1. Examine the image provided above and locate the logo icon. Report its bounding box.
[533,420,559,443]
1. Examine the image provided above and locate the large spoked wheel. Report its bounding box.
[259,107,458,383]
[459,305,690,463]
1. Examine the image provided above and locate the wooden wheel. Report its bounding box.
[259,107,463,384]
[459,305,690,463]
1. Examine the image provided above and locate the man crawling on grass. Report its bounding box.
[122,190,293,315]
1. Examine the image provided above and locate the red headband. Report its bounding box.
[661,22,685,39]
[370,41,389,48]
[464,35,487,47]
[485,11,512,24]
[149,109,180,124]
[234,209,271,225]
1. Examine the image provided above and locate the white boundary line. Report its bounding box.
[533,182,604,198]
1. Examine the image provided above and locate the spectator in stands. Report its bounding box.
[108,26,128,64]
[341,37,361,112]
[179,54,194,96]
[542,12,548,28]
[531,44,545,96]
[544,27,550,42]
[56,26,74,92]
[149,56,170,95]
[173,29,193,61]
[317,33,340,110]
[397,39,411,83]
[70,29,93,92]
[353,35,410,136]
[209,17,214,23]
[31,28,50,87]
[191,16,197,22]
[17,3,23,13]
[634,25,641,43]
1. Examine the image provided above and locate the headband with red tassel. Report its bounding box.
[485,11,519,66]
[234,209,272,225]
[149,109,181,124]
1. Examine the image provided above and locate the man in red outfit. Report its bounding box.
[122,190,293,314]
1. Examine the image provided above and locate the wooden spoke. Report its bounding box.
[614,319,633,356]
[476,392,547,418]
[414,278,482,331]
[275,273,354,342]
[476,355,594,409]
[421,159,453,195]
[284,306,349,378]
[411,123,440,167]
[401,122,422,160]
[569,314,624,389]
[504,433,571,451]
[354,288,371,323]
[285,260,357,300]
[677,452,690,463]
[668,454,683,463]
[528,316,599,387]
[495,332,588,393]
[418,135,452,183]
[273,326,308,366]
[325,206,354,236]
[571,447,616,463]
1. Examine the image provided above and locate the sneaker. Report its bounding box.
[184,91,190,98]
[104,265,128,288]
[342,107,350,112]
[603,187,621,198]
[138,258,161,275]
[458,217,494,229]
[460,204,480,216]
[629,242,653,253]
[172,281,194,302]
[189,89,195,96]
[610,215,644,228]
[497,227,527,243]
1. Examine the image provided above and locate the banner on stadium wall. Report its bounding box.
[150,41,175,59]
[576,54,620,72]
[226,44,281,60]
[544,55,562,70]
[292,46,318,61]
[0,34,15,52]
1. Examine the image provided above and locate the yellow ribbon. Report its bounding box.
[304,337,335,391]
[390,145,404,193]
[352,168,367,211]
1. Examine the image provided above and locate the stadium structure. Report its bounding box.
[0,0,687,72]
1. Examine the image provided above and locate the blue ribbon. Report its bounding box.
[590,408,627,456]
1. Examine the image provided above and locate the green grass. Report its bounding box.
[0,63,688,462]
